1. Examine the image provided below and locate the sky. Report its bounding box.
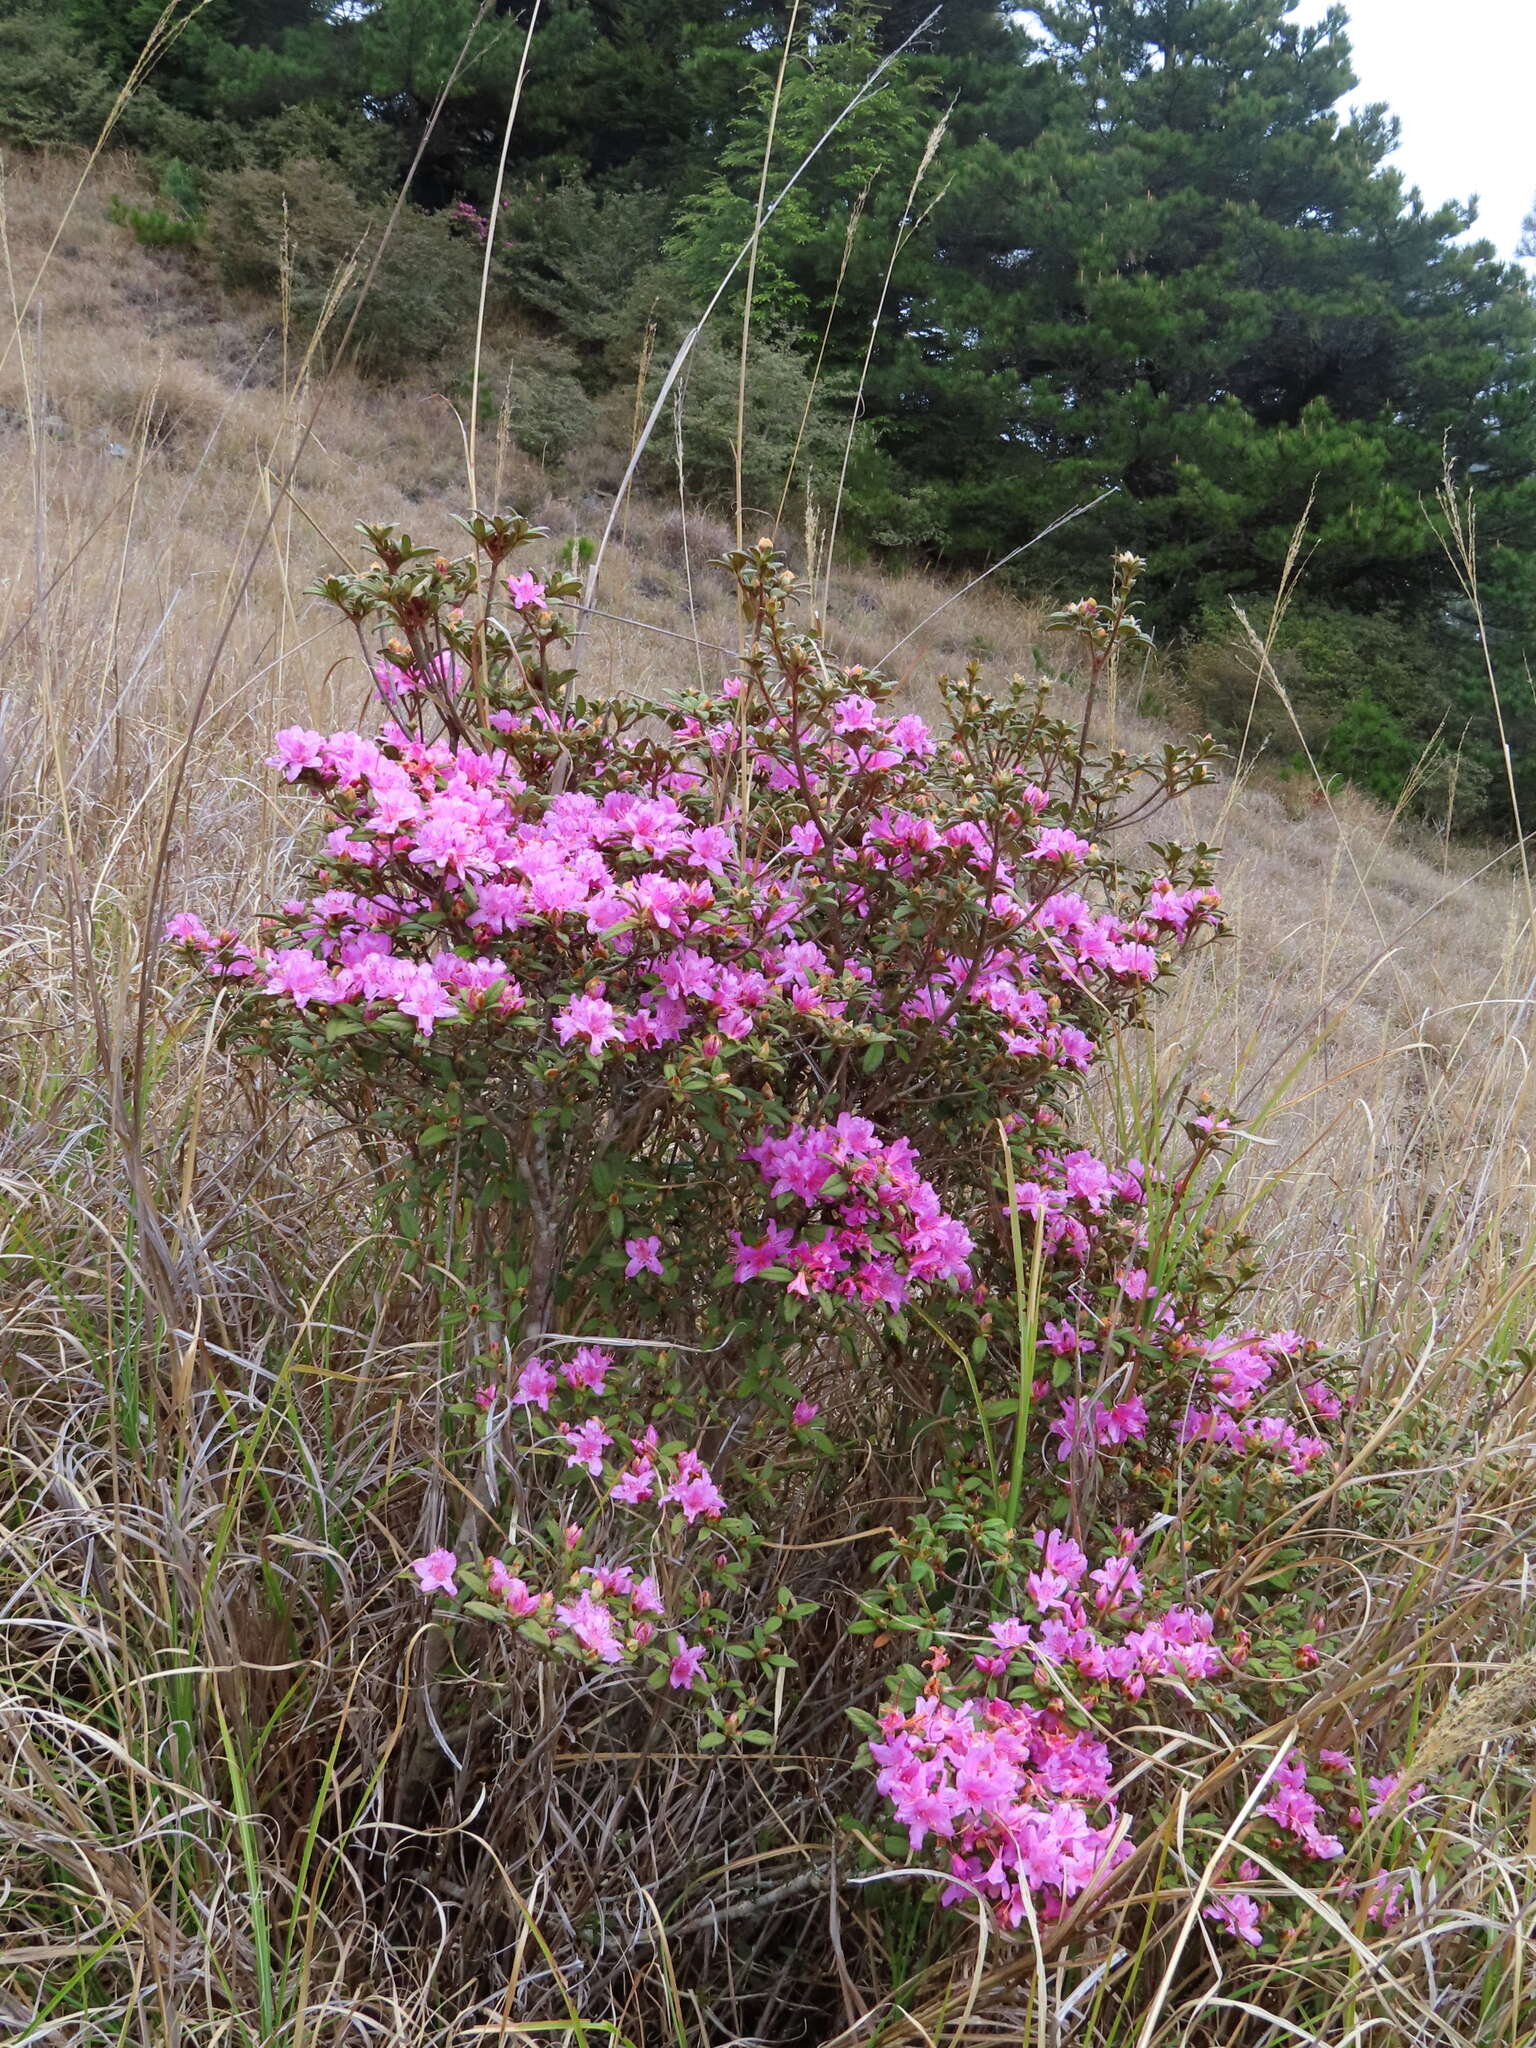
[1293,0,1536,261]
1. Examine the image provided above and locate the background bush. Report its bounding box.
[207,157,479,373]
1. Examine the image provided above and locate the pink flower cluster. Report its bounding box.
[411,1544,707,1689]
[1205,1877,1265,1946]
[1262,1754,1345,1862]
[169,659,1221,1099]
[1011,1146,1149,1264]
[871,1693,1131,1926]
[1193,1758,1428,1947]
[508,1346,728,1522]
[1180,1331,1331,1475]
[973,1529,1227,1698]
[873,1524,1431,1941]
[1002,1142,1340,1485]
[869,1527,1233,1926]
[732,1113,973,1308]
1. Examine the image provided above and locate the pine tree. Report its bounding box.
[865,0,1536,633]
[666,2,938,336]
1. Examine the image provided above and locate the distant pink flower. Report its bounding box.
[1042,1319,1093,1358]
[506,572,547,611]
[632,1574,665,1616]
[410,1548,458,1597]
[624,1235,664,1278]
[669,1636,707,1690]
[792,1399,819,1428]
[1365,1772,1424,1818]
[1362,1871,1407,1927]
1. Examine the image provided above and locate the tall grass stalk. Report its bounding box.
[734,0,802,552]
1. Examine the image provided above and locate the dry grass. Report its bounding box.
[2,146,1536,2045]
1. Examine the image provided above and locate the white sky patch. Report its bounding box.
[1293,0,1536,261]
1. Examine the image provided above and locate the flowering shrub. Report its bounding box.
[174,520,1403,1972]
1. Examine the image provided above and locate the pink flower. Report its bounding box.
[1042,1319,1093,1357]
[562,1345,612,1395]
[410,1548,458,1597]
[563,1417,613,1475]
[669,1636,707,1690]
[1366,1772,1424,1818]
[662,1466,726,1524]
[391,964,458,1037]
[506,572,548,611]
[1204,1891,1263,1946]
[269,726,327,779]
[1089,1555,1142,1613]
[1362,1871,1407,1927]
[263,949,338,1009]
[624,1235,664,1278]
[514,1359,557,1412]
[473,1383,498,1411]
[486,1560,540,1615]
[632,1574,665,1616]
[610,1461,656,1505]
[555,1588,623,1663]
[792,1399,820,1428]
[1032,826,1094,865]
[555,992,623,1055]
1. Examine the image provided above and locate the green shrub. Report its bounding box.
[0,4,117,150]
[241,100,397,190]
[639,324,853,521]
[1179,597,1499,827]
[488,178,668,370]
[483,341,599,464]
[207,157,478,376]
[108,158,204,249]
